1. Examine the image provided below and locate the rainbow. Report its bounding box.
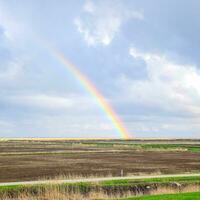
[49,48,130,139]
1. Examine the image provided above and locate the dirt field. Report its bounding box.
[0,139,199,182]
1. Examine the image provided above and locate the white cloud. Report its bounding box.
[12,94,74,110]
[127,116,200,138]
[5,93,99,112]
[83,0,95,13]
[0,59,24,82]
[0,3,23,42]
[74,0,143,46]
[0,92,120,137]
[126,48,200,116]
[9,115,117,138]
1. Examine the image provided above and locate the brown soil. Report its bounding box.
[0,140,199,182]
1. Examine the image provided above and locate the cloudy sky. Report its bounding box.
[0,0,200,138]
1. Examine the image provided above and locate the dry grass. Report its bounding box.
[1,184,200,200]
[39,172,114,181]
[1,188,132,200]
[150,184,200,196]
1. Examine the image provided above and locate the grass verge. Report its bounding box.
[121,191,200,200]
[101,176,200,186]
[0,176,199,195]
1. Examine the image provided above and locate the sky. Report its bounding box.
[0,0,200,138]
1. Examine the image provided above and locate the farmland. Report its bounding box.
[0,139,199,182]
[0,139,199,199]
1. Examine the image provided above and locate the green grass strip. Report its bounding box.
[101,176,200,186]
[120,192,200,200]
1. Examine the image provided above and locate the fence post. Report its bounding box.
[121,169,124,177]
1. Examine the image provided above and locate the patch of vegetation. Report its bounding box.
[0,185,23,192]
[131,144,200,152]
[121,192,200,200]
[0,176,199,195]
[101,176,200,186]
[0,182,93,197]
[78,142,200,152]
[187,146,200,152]
[83,142,115,147]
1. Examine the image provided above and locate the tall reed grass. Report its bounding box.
[1,183,199,200]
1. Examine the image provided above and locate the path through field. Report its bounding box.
[0,173,199,187]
